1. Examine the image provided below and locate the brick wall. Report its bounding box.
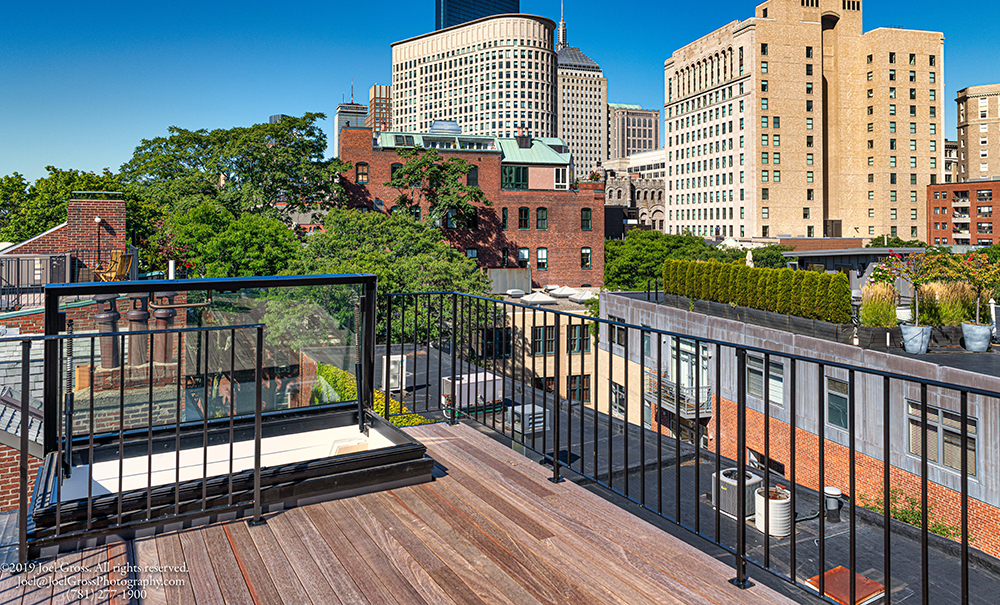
[0,443,42,512]
[778,238,866,251]
[2,199,127,256]
[707,394,1000,559]
[340,127,605,289]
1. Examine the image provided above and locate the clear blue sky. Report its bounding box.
[2,0,998,182]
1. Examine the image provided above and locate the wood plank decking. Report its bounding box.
[0,422,798,604]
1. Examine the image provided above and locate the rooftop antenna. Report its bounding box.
[351,79,354,103]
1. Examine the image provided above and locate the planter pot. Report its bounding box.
[900,324,932,354]
[896,306,913,322]
[961,322,992,352]
[929,326,963,348]
[755,486,791,538]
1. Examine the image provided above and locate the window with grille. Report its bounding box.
[518,207,529,229]
[567,324,590,353]
[607,315,628,347]
[531,326,555,355]
[748,355,784,406]
[907,401,976,476]
[568,375,591,403]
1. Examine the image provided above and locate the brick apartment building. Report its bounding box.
[339,125,605,289]
[926,181,998,246]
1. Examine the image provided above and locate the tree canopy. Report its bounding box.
[866,234,927,248]
[604,229,792,291]
[383,148,490,228]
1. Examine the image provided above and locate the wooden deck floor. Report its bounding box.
[1,422,798,605]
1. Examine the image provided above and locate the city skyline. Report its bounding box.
[2,0,999,181]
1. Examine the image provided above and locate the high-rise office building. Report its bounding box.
[956,84,1000,181]
[663,0,943,242]
[366,84,392,135]
[435,0,519,30]
[391,14,558,139]
[555,8,607,178]
[333,101,367,159]
[607,104,660,161]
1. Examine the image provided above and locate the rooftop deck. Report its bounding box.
[2,421,795,605]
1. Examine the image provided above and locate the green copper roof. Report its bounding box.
[376,132,572,166]
[607,103,643,110]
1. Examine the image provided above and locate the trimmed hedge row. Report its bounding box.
[662,259,852,324]
[313,363,432,427]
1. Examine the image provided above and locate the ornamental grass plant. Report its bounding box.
[916,281,975,326]
[860,283,898,328]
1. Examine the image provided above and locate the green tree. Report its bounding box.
[201,214,299,278]
[827,273,853,323]
[0,166,123,243]
[733,265,749,307]
[686,262,698,299]
[789,271,806,317]
[716,264,732,303]
[800,272,820,319]
[866,235,926,248]
[384,147,490,228]
[814,274,834,321]
[776,269,794,315]
[151,202,235,272]
[746,270,760,309]
[120,113,350,222]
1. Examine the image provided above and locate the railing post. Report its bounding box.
[730,347,753,589]
[18,339,31,568]
[250,325,265,526]
[362,278,377,428]
[550,310,563,483]
[449,293,458,425]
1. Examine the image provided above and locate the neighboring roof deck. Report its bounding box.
[1,422,797,605]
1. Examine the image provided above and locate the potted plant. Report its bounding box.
[883,251,941,354]
[939,253,1000,352]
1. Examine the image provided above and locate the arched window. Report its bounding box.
[658,191,663,201]
[356,162,369,184]
[536,207,548,230]
[581,208,592,231]
[390,162,403,179]
[616,190,622,200]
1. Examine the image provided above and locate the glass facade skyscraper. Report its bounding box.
[435,0,519,30]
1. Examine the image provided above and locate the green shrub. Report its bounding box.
[715,264,730,303]
[662,261,672,295]
[701,262,714,300]
[860,488,961,541]
[789,271,806,317]
[827,273,853,323]
[315,363,431,427]
[776,269,794,315]
[670,260,681,295]
[734,265,750,307]
[860,283,898,327]
[722,264,735,303]
[676,260,687,296]
[686,262,698,299]
[800,272,819,319]
[916,281,974,326]
[746,269,761,309]
[813,273,832,320]
[765,269,781,312]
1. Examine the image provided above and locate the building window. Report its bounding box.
[762,207,770,219]
[748,356,783,406]
[581,208,593,230]
[533,377,555,393]
[467,165,479,187]
[567,325,591,353]
[607,314,627,347]
[356,162,369,184]
[465,248,478,261]
[568,375,591,403]
[537,247,548,270]
[518,207,529,229]
[581,247,592,269]
[907,401,976,476]
[531,326,555,355]
[610,382,626,419]
[555,167,568,190]
[502,208,509,230]
[827,377,850,430]
[390,162,403,178]
[517,247,529,268]
[536,207,548,230]
[502,165,529,189]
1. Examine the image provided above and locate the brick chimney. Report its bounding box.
[67,198,127,252]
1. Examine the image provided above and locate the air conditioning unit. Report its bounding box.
[712,467,762,519]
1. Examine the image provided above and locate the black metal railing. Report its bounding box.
[1,273,377,565]
[379,291,1000,605]
[0,253,69,311]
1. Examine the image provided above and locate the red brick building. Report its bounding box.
[1,198,127,256]
[339,126,605,289]
[927,181,998,246]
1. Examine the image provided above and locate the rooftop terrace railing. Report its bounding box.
[380,290,1000,605]
[2,273,379,564]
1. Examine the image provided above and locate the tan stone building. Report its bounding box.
[945,139,958,183]
[956,83,1000,181]
[608,104,660,161]
[555,11,608,179]
[390,14,558,139]
[365,84,392,135]
[663,0,944,243]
